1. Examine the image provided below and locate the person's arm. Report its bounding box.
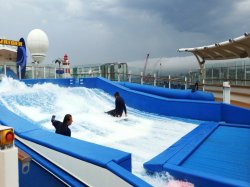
[51,115,59,128]
[115,99,118,115]
[52,120,60,129]
[51,115,56,122]
[123,99,127,116]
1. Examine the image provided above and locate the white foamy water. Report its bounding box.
[0,77,198,187]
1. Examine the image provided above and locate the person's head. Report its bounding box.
[114,92,119,98]
[63,114,73,126]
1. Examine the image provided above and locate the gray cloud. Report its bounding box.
[1,0,250,67]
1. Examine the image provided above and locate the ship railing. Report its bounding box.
[1,64,250,90]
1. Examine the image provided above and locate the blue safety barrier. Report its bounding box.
[118,82,215,101]
[10,77,249,187]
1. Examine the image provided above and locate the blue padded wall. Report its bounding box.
[22,77,250,124]
[118,82,215,101]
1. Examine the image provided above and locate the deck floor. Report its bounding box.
[182,125,250,183]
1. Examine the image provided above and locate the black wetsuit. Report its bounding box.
[106,96,127,117]
[115,96,127,116]
[52,120,71,137]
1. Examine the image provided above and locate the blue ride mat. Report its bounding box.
[144,122,250,187]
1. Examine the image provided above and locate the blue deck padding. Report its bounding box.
[15,77,250,186]
[19,129,131,169]
[222,104,250,125]
[0,102,38,133]
[0,101,158,186]
[79,77,97,88]
[144,122,250,187]
[22,78,77,87]
[106,162,152,187]
[143,122,219,172]
[166,123,219,165]
[164,163,250,187]
[182,125,250,183]
[16,140,86,187]
[0,104,131,170]
[118,82,215,101]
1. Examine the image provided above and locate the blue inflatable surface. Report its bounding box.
[76,77,250,124]
[4,77,248,186]
[0,99,150,187]
[118,82,215,101]
[144,122,250,187]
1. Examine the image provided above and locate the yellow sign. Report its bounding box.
[0,39,23,47]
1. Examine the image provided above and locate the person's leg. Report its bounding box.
[105,109,116,116]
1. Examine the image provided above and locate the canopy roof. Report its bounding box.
[0,48,17,62]
[178,33,250,61]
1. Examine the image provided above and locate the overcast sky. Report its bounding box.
[1,0,250,70]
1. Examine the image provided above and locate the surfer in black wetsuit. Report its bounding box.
[106,92,127,117]
[51,114,73,137]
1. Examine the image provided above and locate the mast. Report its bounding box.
[143,53,149,76]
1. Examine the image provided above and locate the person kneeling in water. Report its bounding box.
[51,114,73,137]
[106,92,127,117]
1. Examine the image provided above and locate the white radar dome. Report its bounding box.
[27,29,49,63]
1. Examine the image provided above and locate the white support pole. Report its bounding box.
[141,72,144,85]
[168,75,171,88]
[43,67,46,78]
[223,81,231,104]
[88,68,93,77]
[202,78,205,91]
[99,66,101,77]
[185,76,187,90]
[54,67,57,79]
[0,148,18,187]
[4,65,6,76]
[244,61,246,86]
[32,66,35,79]
[153,73,156,86]
[108,67,110,80]
[128,71,131,83]
[235,64,237,85]
[0,126,18,187]
[212,67,214,84]
[117,69,120,82]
